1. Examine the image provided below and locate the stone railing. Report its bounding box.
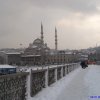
[0,63,80,99]
[28,63,80,98]
[30,69,46,97]
[48,68,55,86]
[0,72,28,100]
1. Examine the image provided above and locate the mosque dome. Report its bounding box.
[33,38,43,45]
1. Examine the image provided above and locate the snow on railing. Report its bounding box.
[26,63,80,98]
[0,63,80,100]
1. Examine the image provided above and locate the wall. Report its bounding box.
[0,72,28,100]
[0,63,80,100]
[27,63,80,98]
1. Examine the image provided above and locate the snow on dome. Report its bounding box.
[33,38,42,45]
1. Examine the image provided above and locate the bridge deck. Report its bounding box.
[29,65,100,100]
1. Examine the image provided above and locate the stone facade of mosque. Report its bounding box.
[21,38,50,65]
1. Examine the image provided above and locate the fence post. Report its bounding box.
[61,66,63,78]
[45,67,48,87]
[68,65,70,73]
[65,65,67,75]
[26,69,31,99]
[55,67,57,82]
[30,69,32,97]
[72,64,73,71]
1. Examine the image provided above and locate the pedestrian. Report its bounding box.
[80,60,88,69]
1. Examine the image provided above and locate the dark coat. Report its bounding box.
[80,60,88,69]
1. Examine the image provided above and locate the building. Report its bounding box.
[21,38,50,65]
[47,50,80,64]
[0,23,81,66]
[0,51,21,65]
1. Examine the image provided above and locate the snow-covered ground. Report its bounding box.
[29,65,100,100]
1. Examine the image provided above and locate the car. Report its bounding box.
[0,65,16,75]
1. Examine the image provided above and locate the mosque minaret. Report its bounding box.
[55,27,58,50]
[41,22,44,44]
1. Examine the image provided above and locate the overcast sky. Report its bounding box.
[0,0,100,50]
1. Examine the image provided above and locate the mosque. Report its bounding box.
[0,23,80,65]
[21,23,79,66]
[21,23,54,65]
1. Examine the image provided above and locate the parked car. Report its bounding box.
[0,65,16,75]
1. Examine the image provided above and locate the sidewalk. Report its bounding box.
[29,65,100,100]
[57,65,100,100]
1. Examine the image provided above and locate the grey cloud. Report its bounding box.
[30,0,100,14]
[0,0,100,49]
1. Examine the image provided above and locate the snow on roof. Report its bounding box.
[81,55,88,57]
[32,45,37,48]
[6,52,21,55]
[22,55,41,57]
[0,51,5,53]
[0,51,21,55]
[65,52,73,54]
[0,65,16,68]
[49,51,57,55]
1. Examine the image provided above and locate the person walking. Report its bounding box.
[80,60,88,69]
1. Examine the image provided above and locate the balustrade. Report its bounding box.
[57,67,62,80]
[30,69,46,97]
[48,68,55,86]
[0,63,80,99]
[0,72,28,100]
